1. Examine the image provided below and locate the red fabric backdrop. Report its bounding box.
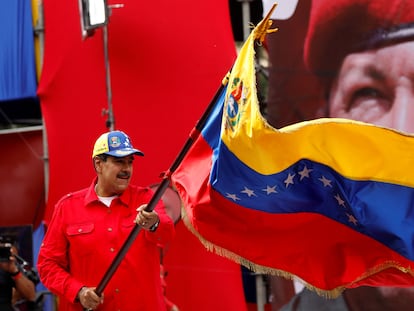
[37,0,248,310]
[0,129,44,228]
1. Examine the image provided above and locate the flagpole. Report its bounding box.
[91,3,278,299]
[92,73,230,297]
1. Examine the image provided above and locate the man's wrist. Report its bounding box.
[76,286,86,302]
[149,218,160,232]
[9,269,20,277]
[10,269,22,281]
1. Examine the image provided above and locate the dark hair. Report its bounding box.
[96,154,108,161]
[92,154,108,172]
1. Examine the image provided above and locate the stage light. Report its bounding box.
[78,0,109,38]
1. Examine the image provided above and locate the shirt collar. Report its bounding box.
[85,176,131,208]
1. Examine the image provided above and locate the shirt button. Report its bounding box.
[107,227,113,232]
[110,248,115,252]
[107,209,112,214]
[115,288,120,293]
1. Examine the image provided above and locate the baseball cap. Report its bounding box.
[304,0,414,87]
[92,130,144,158]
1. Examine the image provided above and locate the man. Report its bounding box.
[37,130,175,311]
[281,0,414,310]
[0,243,36,311]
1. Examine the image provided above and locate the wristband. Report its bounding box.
[9,269,20,277]
[10,270,22,280]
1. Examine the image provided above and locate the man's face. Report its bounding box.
[95,155,134,196]
[329,41,414,133]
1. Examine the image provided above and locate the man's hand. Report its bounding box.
[136,204,160,231]
[77,286,103,310]
[0,246,19,274]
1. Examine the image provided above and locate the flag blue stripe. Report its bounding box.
[202,88,225,148]
[210,142,414,261]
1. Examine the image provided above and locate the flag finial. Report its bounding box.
[253,3,279,43]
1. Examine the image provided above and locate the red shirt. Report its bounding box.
[37,178,175,311]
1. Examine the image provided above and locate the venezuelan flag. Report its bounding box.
[171,11,414,297]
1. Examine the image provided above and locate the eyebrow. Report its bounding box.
[363,64,386,83]
[340,52,388,83]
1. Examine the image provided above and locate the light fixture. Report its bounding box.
[78,0,109,38]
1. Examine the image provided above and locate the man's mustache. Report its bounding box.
[117,172,130,178]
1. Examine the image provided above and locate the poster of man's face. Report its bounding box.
[265,0,414,134]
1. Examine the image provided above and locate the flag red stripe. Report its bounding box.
[174,134,414,291]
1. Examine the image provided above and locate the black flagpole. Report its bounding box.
[93,73,230,297]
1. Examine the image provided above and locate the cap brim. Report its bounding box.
[105,148,144,157]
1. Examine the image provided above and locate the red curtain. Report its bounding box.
[0,129,44,227]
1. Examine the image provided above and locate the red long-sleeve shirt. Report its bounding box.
[37,178,175,311]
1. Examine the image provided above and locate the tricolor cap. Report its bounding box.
[304,0,414,88]
[92,130,144,158]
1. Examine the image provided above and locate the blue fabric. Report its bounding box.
[0,0,37,101]
[211,143,414,260]
[33,223,54,311]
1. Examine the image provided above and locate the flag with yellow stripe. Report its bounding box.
[172,7,414,297]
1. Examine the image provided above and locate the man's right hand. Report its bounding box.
[77,286,103,310]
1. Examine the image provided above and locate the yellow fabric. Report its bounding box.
[32,0,42,81]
